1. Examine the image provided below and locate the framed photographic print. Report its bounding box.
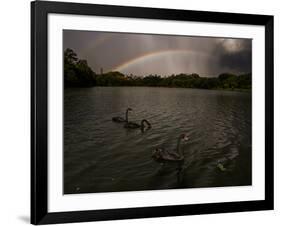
[31,0,274,224]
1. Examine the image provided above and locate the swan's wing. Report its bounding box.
[131,122,140,126]
[112,116,125,122]
[166,150,181,158]
[161,149,183,161]
[125,121,140,128]
[152,148,183,161]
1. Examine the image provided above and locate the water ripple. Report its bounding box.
[64,87,252,194]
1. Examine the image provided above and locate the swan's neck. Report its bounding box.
[176,137,184,156]
[125,110,129,122]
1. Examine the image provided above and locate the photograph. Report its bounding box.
[63,30,252,194]
[29,1,274,224]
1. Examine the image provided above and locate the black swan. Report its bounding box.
[112,108,132,123]
[124,119,151,131]
[152,134,189,162]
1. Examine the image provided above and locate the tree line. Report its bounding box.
[64,48,251,90]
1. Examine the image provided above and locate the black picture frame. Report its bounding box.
[31,0,274,224]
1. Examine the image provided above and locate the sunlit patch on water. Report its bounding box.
[64,87,252,194]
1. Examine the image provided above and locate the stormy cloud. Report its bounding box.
[63,30,252,77]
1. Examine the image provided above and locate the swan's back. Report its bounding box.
[152,148,183,162]
[112,116,126,123]
[124,121,140,128]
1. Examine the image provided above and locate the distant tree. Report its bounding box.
[75,60,96,86]
[218,73,236,81]
[142,75,162,86]
[64,48,96,87]
[217,73,237,89]
[237,73,252,89]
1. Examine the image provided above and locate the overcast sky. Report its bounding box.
[63,30,252,77]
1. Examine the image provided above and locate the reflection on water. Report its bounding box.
[64,87,252,194]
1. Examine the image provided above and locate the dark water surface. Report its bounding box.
[64,87,252,194]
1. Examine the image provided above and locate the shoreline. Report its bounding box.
[65,85,251,93]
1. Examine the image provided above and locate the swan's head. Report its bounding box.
[180,134,189,142]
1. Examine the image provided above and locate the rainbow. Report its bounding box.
[112,49,206,72]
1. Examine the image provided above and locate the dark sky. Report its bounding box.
[63,30,252,77]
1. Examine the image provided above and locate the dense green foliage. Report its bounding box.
[64,48,251,90]
[64,48,96,87]
[96,72,251,90]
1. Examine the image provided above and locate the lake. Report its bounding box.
[64,87,252,194]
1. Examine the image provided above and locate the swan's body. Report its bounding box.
[112,108,132,123]
[152,134,189,162]
[112,116,126,123]
[152,149,184,161]
[124,119,151,130]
